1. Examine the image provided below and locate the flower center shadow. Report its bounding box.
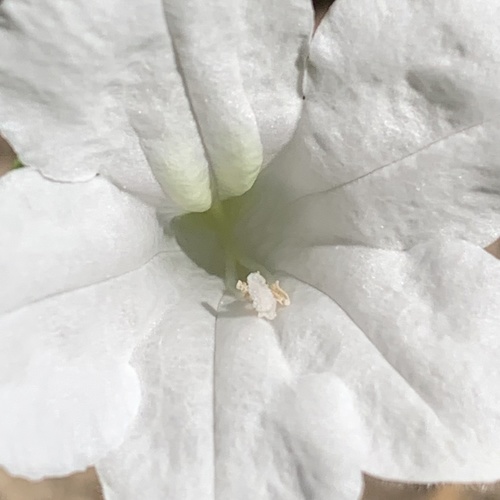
[172,210,227,279]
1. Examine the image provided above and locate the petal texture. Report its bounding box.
[185,243,500,498]
[162,0,313,198]
[272,239,500,484]
[226,0,500,493]
[0,169,179,478]
[97,262,223,500]
[0,169,166,313]
[213,290,367,500]
[259,0,500,250]
[98,276,366,500]
[0,0,312,210]
[261,120,500,254]
[0,0,213,210]
[306,0,500,185]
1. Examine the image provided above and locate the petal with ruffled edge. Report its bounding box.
[229,0,500,490]
[269,239,500,485]
[0,0,208,211]
[177,240,500,499]
[0,168,218,479]
[0,0,313,211]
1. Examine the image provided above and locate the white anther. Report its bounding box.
[236,272,290,320]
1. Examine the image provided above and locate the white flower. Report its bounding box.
[1,1,500,500]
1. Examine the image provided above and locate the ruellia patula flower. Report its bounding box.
[1,0,500,499]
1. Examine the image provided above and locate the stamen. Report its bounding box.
[269,281,290,306]
[237,271,290,320]
[207,201,290,318]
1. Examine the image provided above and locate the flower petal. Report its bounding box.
[264,119,500,252]
[96,265,223,500]
[212,291,366,500]
[0,0,313,210]
[306,0,500,185]
[0,169,167,314]
[272,238,500,483]
[98,277,365,500]
[0,0,210,210]
[160,0,313,198]
[0,169,180,478]
[262,0,500,248]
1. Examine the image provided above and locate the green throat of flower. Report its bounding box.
[182,199,290,320]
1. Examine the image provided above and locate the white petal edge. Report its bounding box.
[0,0,212,211]
[0,169,181,478]
[271,238,500,483]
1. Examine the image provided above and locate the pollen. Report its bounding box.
[236,272,290,320]
[270,280,291,306]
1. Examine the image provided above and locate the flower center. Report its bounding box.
[173,199,290,319]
